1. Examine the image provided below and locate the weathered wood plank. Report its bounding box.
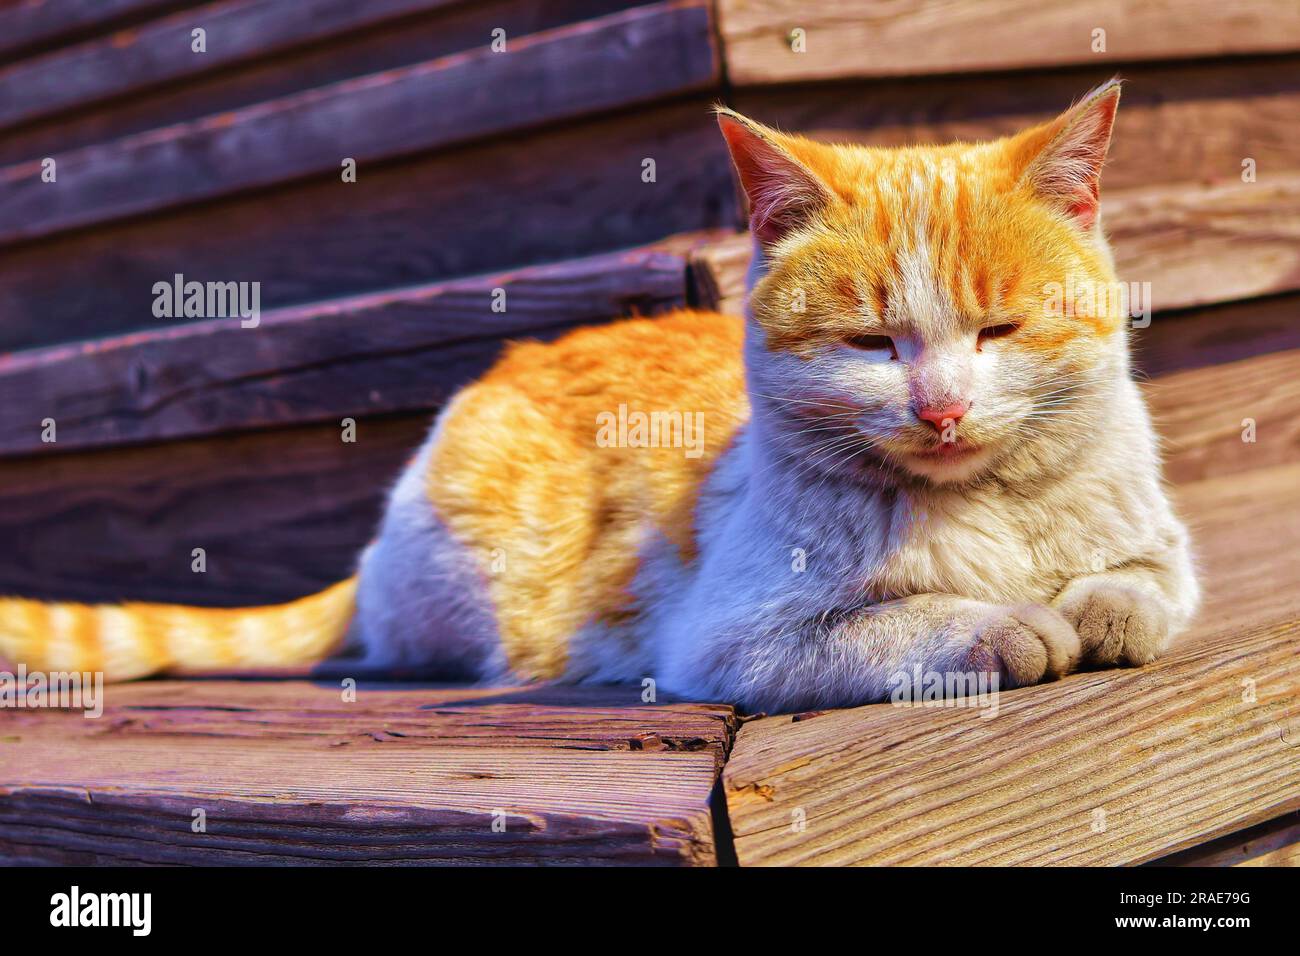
[0,1,720,245]
[1148,349,1300,485]
[0,682,734,865]
[0,99,736,352]
[692,177,1300,318]
[731,55,1300,193]
[1170,463,1300,643]
[718,0,1300,85]
[1151,812,1300,866]
[1132,294,1300,379]
[3,681,737,768]
[0,0,464,132]
[0,0,633,164]
[723,452,1300,865]
[0,245,687,456]
[724,615,1300,865]
[0,0,184,61]
[0,414,429,606]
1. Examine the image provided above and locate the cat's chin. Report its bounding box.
[900,444,996,485]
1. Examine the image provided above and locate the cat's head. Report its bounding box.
[719,82,1128,487]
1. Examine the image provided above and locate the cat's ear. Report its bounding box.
[1015,80,1121,230]
[716,107,834,248]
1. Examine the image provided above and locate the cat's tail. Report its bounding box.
[0,576,357,682]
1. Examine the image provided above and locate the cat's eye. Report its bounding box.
[977,322,1021,350]
[843,333,897,358]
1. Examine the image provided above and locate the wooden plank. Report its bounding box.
[0,414,429,606]
[3,681,737,768]
[1148,349,1300,485]
[690,176,1300,317]
[0,1,720,245]
[724,613,1300,865]
[0,0,463,132]
[0,683,735,865]
[718,0,1300,85]
[0,0,185,61]
[1170,464,1300,643]
[730,56,1300,193]
[1151,812,1300,866]
[1132,294,1300,379]
[0,0,634,164]
[1106,176,1300,313]
[0,99,737,352]
[0,244,688,456]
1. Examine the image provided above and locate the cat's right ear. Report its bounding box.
[716,108,833,248]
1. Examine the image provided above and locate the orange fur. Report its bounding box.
[725,84,1126,363]
[425,310,747,679]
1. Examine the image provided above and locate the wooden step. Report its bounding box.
[0,243,690,457]
[717,0,1300,84]
[0,682,736,865]
[0,0,463,133]
[0,98,736,352]
[0,1,640,166]
[0,1,719,247]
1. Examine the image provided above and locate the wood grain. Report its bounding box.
[0,99,736,352]
[0,414,429,606]
[0,0,462,132]
[0,245,687,456]
[1148,349,1300,485]
[691,176,1300,318]
[718,0,1300,84]
[0,1,719,245]
[1132,294,1300,379]
[0,0,186,61]
[724,615,1300,866]
[0,0,633,165]
[0,681,735,864]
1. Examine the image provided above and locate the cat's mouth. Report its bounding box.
[907,439,982,461]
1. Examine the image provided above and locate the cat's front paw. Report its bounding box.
[1054,580,1170,666]
[963,604,1080,688]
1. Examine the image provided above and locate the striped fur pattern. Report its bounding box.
[0,82,1198,712]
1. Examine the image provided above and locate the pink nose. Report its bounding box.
[916,402,969,432]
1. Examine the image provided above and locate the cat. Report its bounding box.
[0,80,1198,713]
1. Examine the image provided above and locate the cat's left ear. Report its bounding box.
[1015,79,1122,230]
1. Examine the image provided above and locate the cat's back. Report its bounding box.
[419,309,749,679]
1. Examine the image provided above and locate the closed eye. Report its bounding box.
[843,333,897,358]
[977,322,1021,350]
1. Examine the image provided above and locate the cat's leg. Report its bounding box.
[1050,549,1199,667]
[343,432,510,681]
[661,593,1080,713]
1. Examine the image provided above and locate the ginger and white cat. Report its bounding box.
[1,81,1198,712]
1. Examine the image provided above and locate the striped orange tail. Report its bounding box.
[0,577,357,681]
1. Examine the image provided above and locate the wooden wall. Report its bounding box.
[1,0,1297,606]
